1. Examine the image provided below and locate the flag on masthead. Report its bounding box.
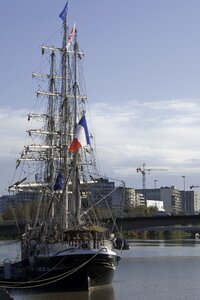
[69,116,90,153]
[59,2,68,22]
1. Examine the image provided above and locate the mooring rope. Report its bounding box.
[0,249,103,289]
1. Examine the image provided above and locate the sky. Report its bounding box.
[1,0,200,194]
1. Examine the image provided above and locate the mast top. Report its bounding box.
[59,2,68,23]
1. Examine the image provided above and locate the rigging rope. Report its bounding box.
[0,250,102,289]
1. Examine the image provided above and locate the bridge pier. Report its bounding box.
[163,230,171,239]
[149,231,156,239]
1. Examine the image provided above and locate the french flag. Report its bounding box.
[69,115,90,153]
[66,22,76,50]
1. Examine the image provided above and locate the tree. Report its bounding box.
[124,205,158,217]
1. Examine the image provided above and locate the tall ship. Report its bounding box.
[0,2,120,290]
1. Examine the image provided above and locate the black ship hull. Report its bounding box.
[0,252,120,291]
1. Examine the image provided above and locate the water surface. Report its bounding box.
[1,239,200,300]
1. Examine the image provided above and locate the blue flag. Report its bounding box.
[54,174,63,191]
[59,2,68,22]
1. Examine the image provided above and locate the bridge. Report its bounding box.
[107,214,200,232]
[0,221,25,238]
[1,214,200,238]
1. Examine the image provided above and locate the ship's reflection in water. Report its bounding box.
[89,285,115,300]
[11,285,115,300]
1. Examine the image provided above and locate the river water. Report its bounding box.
[1,239,200,300]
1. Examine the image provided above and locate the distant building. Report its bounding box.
[90,178,115,209]
[111,186,148,218]
[160,186,182,214]
[0,195,14,213]
[136,188,163,209]
[89,179,150,217]
[111,187,125,218]
[136,187,183,214]
[137,192,146,206]
[1,180,197,219]
[146,200,164,211]
[136,188,161,203]
[112,187,144,217]
[180,190,198,214]
[124,188,138,208]
[0,191,41,214]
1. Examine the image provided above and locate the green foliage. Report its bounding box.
[2,200,39,222]
[124,205,158,217]
[2,207,14,220]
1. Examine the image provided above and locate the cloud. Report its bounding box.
[0,98,200,193]
[90,98,200,186]
[0,108,27,194]
[0,108,27,159]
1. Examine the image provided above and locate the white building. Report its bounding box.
[147,200,164,211]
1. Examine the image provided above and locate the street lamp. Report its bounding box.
[182,176,185,191]
[182,176,186,213]
[154,180,157,189]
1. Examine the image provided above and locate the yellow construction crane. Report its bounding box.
[136,162,168,189]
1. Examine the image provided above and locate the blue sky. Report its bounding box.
[1,1,200,194]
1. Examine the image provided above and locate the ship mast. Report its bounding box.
[46,51,56,191]
[71,29,82,225]
[60,18,70,230]
[10,8,85,231]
